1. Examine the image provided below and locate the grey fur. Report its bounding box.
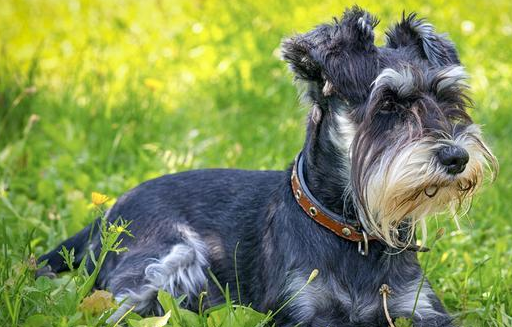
[371,67,417,98]
[38,7,497,327]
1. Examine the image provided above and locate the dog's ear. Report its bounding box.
[282,6,380,104]
[385,13,460,66]
[281,29,325,82]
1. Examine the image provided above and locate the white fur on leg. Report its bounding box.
[107,224,209,323]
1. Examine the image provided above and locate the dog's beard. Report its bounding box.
[352,124,497,248]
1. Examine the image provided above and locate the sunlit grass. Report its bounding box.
[1,0,511,326]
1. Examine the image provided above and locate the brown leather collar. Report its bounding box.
[291,152,377,255]
[291,153,430,255]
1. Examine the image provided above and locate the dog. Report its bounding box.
[37,7,497,326]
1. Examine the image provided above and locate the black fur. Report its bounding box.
[36,7,489,327]
[386,13,460,67]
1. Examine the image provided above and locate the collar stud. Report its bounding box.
[291,152,377,255]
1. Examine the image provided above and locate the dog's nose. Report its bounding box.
[437,146,469,175]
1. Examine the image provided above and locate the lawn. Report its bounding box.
[1,0,511,326]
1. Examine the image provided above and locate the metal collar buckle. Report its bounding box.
[358,230,369,256]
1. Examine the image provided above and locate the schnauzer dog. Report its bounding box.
[38,7,497,327]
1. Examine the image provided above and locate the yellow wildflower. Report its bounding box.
[144,78,164,91]
[91,192,109,205]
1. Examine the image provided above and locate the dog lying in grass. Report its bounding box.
[38,6,497,326]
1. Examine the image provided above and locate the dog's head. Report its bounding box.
[282,7,497,247]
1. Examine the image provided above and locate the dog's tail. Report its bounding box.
[36,218,101,278]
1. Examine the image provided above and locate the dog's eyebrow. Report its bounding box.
[371,65,467,98]
[371,67,416,97]
[435,65,468,92]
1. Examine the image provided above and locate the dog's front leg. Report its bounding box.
[389,279,455,327]
[272,283,354,327]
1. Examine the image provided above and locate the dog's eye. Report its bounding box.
[380,101,397,115]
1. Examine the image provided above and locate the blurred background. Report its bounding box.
[0,0,511,325]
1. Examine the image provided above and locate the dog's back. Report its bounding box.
[38,169,284,317]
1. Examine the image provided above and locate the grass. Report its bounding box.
[0,0,511,326]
